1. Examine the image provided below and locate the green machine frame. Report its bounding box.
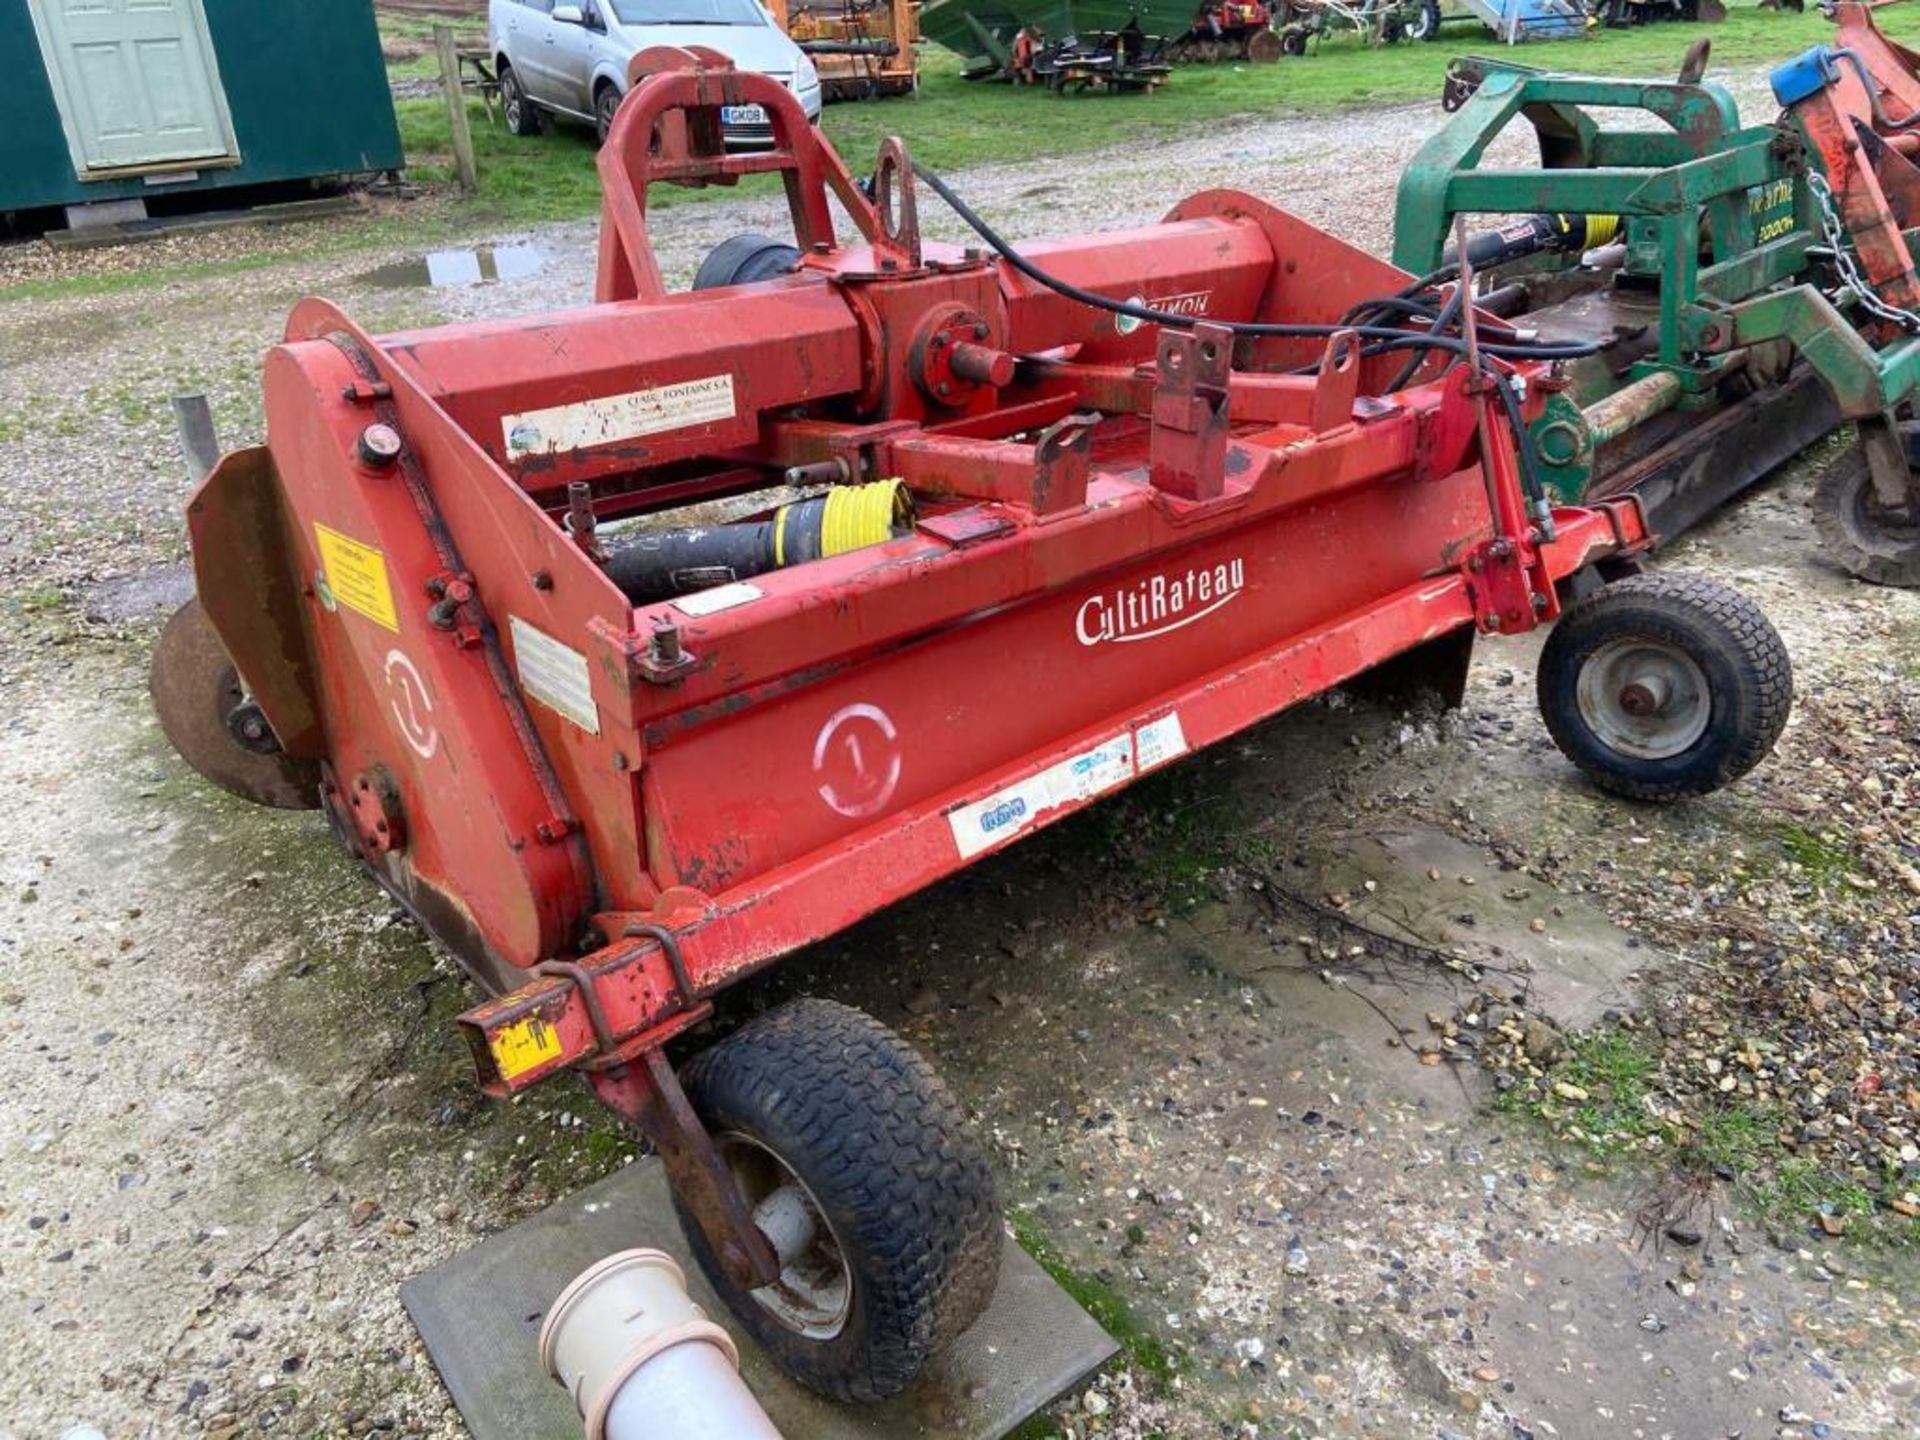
[1390,61,1920,505]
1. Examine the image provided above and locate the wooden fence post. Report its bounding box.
[435,24,479,196]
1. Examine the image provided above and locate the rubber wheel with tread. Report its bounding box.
[1408,0,1443,40]
[1279,25,1307,54]
[1812,442,1920,588]
[500,64,542,137]
[672,998,1002,1402]
[1537,573,1791,801]
[593,81,622,147]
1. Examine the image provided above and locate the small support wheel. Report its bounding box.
[1537,573,1791,801]
[1813,443,1920,588]
[672,998,1001,1402]
[149,598,322,810]
[1278,25,1308,55]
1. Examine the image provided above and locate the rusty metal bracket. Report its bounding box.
[1149,321,1232,501]
[533,959,618,1060]
[1309,328,1363,434]
[870,136,923,273]
[588,1052,782,1290]
[623,921,699,1011]
[1859,414,1914,508]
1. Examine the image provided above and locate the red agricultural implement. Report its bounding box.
[153,48,1793,1399]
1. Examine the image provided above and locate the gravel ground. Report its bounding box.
[4,66,1918,1440]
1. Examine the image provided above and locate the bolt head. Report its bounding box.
[357,423,403,468]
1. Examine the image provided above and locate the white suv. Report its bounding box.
[489,0,823,150]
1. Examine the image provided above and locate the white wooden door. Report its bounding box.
[28,0,237,172]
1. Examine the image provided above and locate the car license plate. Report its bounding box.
[721,104,767,126]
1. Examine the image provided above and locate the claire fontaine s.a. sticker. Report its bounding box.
[502,374,735,459]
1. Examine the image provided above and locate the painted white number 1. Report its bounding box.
[813,703,901,818]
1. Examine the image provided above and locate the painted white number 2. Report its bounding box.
[385,648,440,760]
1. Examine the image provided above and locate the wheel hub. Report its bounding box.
[1616,675,1668,717]
[720,1132,852,1341]
[1575,637,1710,761]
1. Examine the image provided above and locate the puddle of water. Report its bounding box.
[358,243,545,289]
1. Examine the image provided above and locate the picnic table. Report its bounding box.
[457,48,501,121]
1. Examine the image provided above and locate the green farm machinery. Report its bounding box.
[1397,11,1920,586]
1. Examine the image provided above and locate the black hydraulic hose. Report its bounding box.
[909,161,1607,363]
[1494,366,1551,517]
[908,161,1568,513]
[1386,283,1466,393]
[1341,294,1440,326]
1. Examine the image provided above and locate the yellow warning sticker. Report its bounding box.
[314,523,399,632]
[491,1013,564,1081]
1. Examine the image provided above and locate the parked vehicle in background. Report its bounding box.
[488,0,822,149]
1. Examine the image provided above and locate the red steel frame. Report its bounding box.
[186,48,1648,1279]
[1784,1,1920,502]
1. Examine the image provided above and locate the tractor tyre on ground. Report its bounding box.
[1246,28,1284,61]
[1408,0,1443,40]
[1537,573,1791,802]
[672,998,1002,1403]
[1813,442,1920,588]
[500,64,542,137]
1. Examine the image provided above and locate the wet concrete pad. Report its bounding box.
[402,1160,1115,1439]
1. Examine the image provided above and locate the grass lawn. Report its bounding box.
[394,7,1920,227]
[6,6,1916,304]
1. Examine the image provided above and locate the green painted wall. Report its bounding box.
[1,0,405,213]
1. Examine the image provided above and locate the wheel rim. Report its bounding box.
[1575,636,1711,761]
[719,1131,852,1340]
[1844,464,1920,553]
[503,76,523,130]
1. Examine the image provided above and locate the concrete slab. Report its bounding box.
[46,196,359,251]
[402,1161,1116,1440]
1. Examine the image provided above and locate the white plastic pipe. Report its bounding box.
[540,1248,783,1440]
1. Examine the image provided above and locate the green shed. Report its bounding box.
[3,0,405,221]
